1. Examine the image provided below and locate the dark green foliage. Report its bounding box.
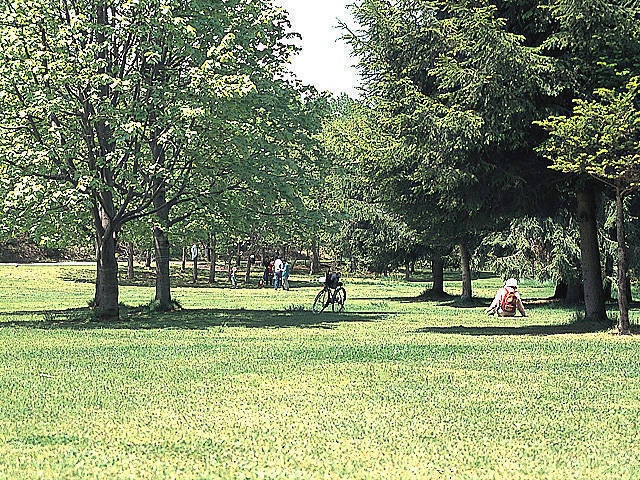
[477,214,581,284]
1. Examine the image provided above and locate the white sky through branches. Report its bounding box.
[275,0,360,98]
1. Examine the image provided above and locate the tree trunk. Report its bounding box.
[127,242,135,280]
[208,231,217,283]
[149,74,173,310]
[460,243,472,300]
[93,204,119,320]
[431,254,445,295]
[349,256,357,273]
[236,240,242,267]
[565,281,583,304]
[145,249,152,268]
[245,254,252,283]
[576,185,606,322]
[153,224,172,310]
[152,180,172,311]
[181,246,186,273]
[192,254,198,283]
[603,252,614,301]
[405,259,410,281]
[615,187,630,334]
[310,237,321,275]
[553,281,568,300]
[89,6,119,321]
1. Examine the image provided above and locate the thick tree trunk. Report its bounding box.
[93,204,119,321]
[151,171,173,311]
[148,79,173,309]
[90,6,119,321]
[431,254,445,295]
[127,242,135,280]
[460,243,472,300]
[576,185,606,322]
[553,281,568,300]
[153,224,172,310]
[310,237,321,275]
[565,281,583,304]
[405,259,410,281]
[208,231,217,283]
[615,188,630,334]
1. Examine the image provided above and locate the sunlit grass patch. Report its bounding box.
[0,264,638,478]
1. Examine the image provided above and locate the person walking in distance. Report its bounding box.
[282,259,291,291]
[230,265,238,288]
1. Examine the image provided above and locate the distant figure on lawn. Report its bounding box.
[486,278,527,317]
[282,259,291,291]
[260,259,273,288]
[230,266,238,288]
[273,256,283,290]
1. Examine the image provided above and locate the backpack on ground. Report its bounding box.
[500,287,517,314]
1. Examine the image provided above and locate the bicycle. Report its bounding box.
[312,270,347,313]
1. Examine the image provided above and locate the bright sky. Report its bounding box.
[275,0,361,98]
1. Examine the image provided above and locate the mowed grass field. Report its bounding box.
[0,263,639,479]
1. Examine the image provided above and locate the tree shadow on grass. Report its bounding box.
[413,319,621,336]
[59,267,321,290]
[0,306,379,330]
[355,293,555,309]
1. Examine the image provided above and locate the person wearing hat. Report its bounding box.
[486,278,527,317]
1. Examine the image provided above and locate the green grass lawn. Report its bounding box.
[0,264,639,479]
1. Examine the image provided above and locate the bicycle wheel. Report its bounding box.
[313,289,330,313]
[332,287,346,312]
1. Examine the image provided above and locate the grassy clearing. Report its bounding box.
[0,264,639,479]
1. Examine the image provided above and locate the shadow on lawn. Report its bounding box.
[353,293,554,308]
[0,306,378,330]
[59,266,321,290]
[414,320,619,336]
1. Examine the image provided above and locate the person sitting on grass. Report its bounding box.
[486,278,527,317]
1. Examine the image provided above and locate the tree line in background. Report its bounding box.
[1,0,639,333]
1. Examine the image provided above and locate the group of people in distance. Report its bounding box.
[259,255,291,290]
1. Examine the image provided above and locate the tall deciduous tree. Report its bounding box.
[0,0,302,318]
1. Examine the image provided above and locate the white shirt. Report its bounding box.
[274,258,283,273]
